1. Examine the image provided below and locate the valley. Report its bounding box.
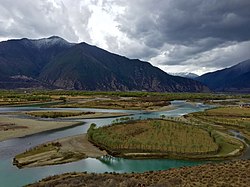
[0,91,249,186]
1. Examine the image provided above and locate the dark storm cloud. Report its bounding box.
[111,0,250,70]
[117,0,250,45]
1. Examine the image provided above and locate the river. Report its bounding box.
[0,101,218,187]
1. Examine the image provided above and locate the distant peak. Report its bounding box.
[47,36,63,40]
[30,36,73,49]
[169,72,199,79]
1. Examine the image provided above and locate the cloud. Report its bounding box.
[0,0,91,42]
[0,0,250,74]
[104,0,250,74]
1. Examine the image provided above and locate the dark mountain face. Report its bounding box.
[0,36,208,92]
[0,36,72,77]
[196,59,250,92]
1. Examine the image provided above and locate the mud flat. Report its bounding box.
[0,116,83,142]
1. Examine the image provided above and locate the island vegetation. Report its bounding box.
[13,134,106,168]
[26,111,95,118]
[87,119,244,159]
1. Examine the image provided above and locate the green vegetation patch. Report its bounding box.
[15,142,61,159]
[88,119,219,156]
[191,107,250,131]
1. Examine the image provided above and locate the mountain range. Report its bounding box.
[196,59,250,92]
[0,36,208,92]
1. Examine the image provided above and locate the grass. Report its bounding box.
[88,119,219,156]
[212,131,244,157]
[15,142,61,159]
[26,111,95,118]
[189,107,250,132]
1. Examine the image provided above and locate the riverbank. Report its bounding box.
[13,134,107,168]
[0,116,84,142]
[27,159,250,187]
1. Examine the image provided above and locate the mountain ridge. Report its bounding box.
[0,36,209,92]
[196,59,250,92]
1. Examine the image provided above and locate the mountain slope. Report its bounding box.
[0,36,209,92]
[0,36,72,88]
[196,59,250,92]
[40,42,208,92]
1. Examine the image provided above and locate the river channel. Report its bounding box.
[0,101,225,187]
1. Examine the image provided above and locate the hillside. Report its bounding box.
[0,36,208,92]
[196,59,250,92]
[27,160,250,187]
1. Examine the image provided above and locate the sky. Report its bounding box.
[0,0,250,75]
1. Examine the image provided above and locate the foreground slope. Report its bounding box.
[27,160,250,187]
[196,59,250,92]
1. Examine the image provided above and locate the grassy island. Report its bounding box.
[26,111,95,118]
[13,134,107,168]
[87,119,239,159]
[50,97,171,111]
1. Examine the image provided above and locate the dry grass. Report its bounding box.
[26,111,95,118]
[188,106,250,137]
[25,111,129,119]
[27,160,250,187]
[51,97,171,111]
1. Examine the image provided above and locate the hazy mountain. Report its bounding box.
[0,36,209,92]
[170,72,199,79]
[196,59,250,92]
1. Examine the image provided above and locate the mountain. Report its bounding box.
[0,36,209,92]
[0,36,73,89]
[196,59,250,92]
[169,72,199,79]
